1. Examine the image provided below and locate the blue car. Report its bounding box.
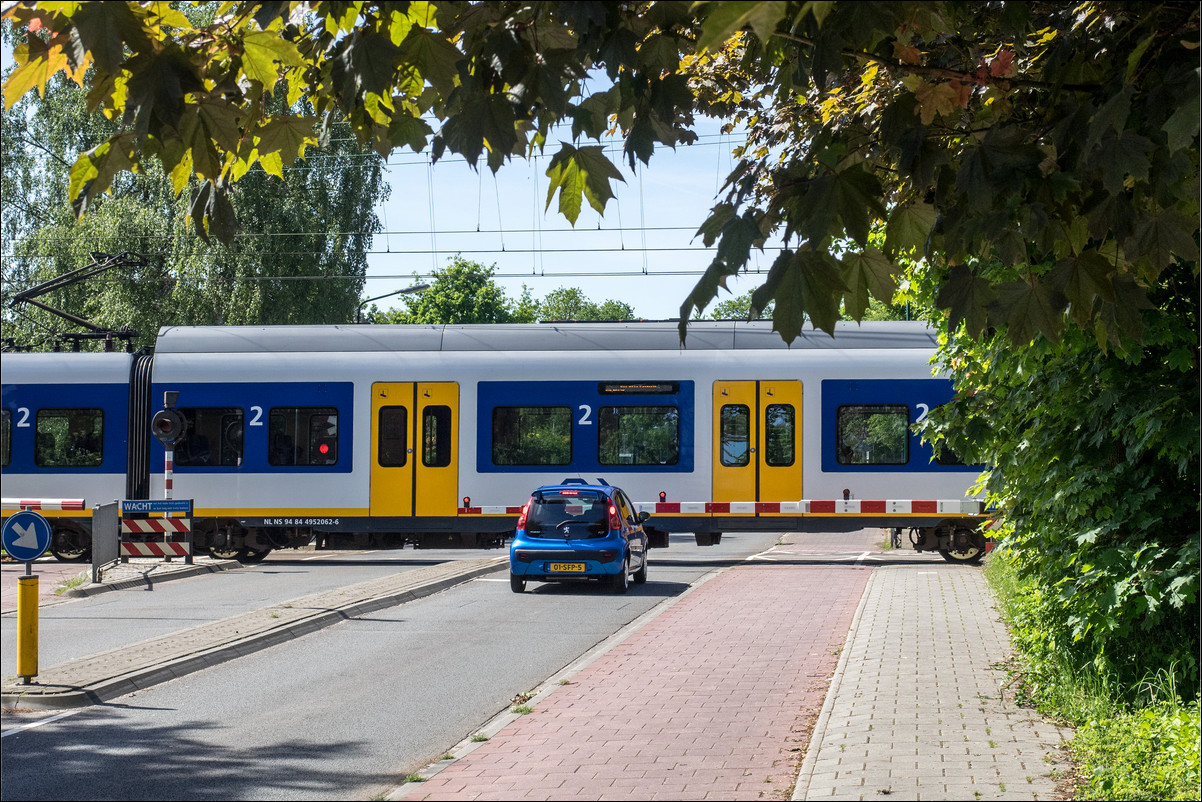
[509,479,650,594]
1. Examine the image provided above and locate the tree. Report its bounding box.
[2,1,1195,347]
[698,290,772,321]
[918,261,1199,694]
[2,19,387,349]
[370,260,637,323]
[538,286,635,321]
[375,257,517,324]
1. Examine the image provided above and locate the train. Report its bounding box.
[1,320,991,563]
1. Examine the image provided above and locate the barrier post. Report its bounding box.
[16,573,38,683]
[163,444,174,561]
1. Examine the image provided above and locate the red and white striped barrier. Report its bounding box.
[121,518,192,535]
[2,498,86,511]
[120,541,191,558]
[458,499,986,516]
[458,505,525,515]
[119,506,192,562]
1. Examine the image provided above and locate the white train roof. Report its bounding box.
[154,321,938,354]
[1,351,135,383]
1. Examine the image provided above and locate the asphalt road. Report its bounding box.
[1,532,780,801]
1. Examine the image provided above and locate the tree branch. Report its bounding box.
[772,31,1101,93]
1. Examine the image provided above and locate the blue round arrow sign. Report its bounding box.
[2,510,54,562]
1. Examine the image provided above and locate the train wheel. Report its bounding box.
[50,526,91,562]
[209,544,240,559]
[939,527,985,564]
[510,573,526,593]
[236,548,271,563]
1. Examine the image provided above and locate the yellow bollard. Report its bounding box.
[17,575,38,682]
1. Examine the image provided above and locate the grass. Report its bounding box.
[470,733,488,742]
[985,556,1201,801]
[54,571,88,595]
[402,773,425,783]
[511,704,533,715]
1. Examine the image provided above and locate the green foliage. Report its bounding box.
[696,290,773,320]
[987,557,1201,802]
[684,2,1199,344]
[371,259,635,324]
[1073,702,1202,801]
[538,286,635,322]
[923,263,1199,697]
[2,64,387,348]
[5,2,1194,346]
[376,257,517,324]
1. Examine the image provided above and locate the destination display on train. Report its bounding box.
[597,381,679,395]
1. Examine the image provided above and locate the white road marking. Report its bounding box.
[2,709,82,738]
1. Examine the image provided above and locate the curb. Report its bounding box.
[64,559,244,597]
[2,557,505,711]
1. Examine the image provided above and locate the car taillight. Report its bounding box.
[608,504,621,530]
[516,499,532,530]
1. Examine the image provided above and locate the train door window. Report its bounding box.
[1,409,10,468]
[719,404,750,466]
[492,406,571,465]
[764,403,796,466]
[422,405,452,467]
[177,407,243,466]
[598,406,680,466]
[378,406,408,467]
[836,405,909,465]
[34,408,103,467]
[269,406,339,467]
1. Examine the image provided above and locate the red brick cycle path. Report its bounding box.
[407,561,872,801]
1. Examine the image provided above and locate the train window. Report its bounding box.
[1,409,10,468]
[720,404,750,466]
[34,408,103,468]
[598,406,680,466]
[422,405,452,467]
[836,405,909,465]
[765,404,796,467]
[177,407,243,467]
[268,406,339,467]
[492,406,571,466]
[378,407,408,467]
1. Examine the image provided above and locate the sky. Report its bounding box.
[364,119,775,320]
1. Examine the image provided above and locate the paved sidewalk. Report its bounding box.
[2,556,505,709]
[391,537,1070,801]
[793,566,1072,800]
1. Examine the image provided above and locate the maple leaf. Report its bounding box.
[544,144,625,225]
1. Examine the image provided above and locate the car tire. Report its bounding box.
[632,553,647,584]
[611,556,630,594]
[510,573,526,593]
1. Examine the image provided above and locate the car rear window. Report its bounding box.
[525,490,610,538]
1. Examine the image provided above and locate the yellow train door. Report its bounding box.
[712,380,803,509]
[370,382,459,518]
